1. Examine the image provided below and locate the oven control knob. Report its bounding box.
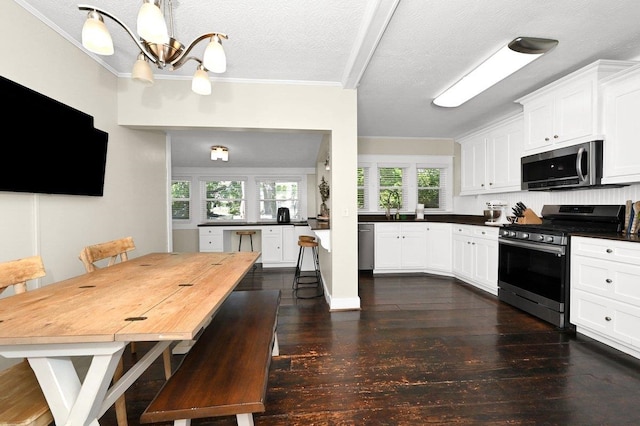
[536,235,545,241]
[508,231,516,237]
[545,236,554,243]
[520,233,529,239]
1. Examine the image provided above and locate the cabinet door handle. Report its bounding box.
[605,316,612,322]
[489,182,493,186]
[545,137,550,141]
[605,278,613,284]
[606,248,613,253]
[553,135,559,139]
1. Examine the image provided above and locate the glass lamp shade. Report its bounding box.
[132,55,154,85]
[137,0,169,45]
[192,67,212,95]
[82,11,114,55]
[203,36,227,73]
[210,146,229,161]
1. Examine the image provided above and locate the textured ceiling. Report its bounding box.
[16,0,640,167]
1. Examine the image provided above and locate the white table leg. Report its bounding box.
[1,340,172,426]
[28,344,125,426]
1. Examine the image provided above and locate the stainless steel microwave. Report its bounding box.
[521,140,603,191]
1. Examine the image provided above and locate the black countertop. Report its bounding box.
[358,214,488,226]
[198,221,309,227]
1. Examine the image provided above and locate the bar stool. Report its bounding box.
[292,235,323,298]
[236,230,256,251]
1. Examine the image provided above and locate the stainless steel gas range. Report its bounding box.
[497,204,625,330]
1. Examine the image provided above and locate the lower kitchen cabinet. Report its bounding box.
[452,225,499,295]
[571,236,640,359]
[374,223,427,272]
[425,223,452,274]
[198,224,302,268]
[199,227,224,252]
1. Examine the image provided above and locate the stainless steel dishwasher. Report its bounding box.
[358,223,375,270]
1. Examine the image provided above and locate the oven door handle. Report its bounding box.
[499,238,565,256]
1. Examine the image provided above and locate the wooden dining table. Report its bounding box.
[0,251,259,426]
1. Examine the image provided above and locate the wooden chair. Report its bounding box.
[0,255,54,426]
[79,237,172,426]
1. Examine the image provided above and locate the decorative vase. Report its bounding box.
[320,202,329,217]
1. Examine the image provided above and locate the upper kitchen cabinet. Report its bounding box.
[459,114,523,195]
[517,60,636,154]
[601,63,640,185]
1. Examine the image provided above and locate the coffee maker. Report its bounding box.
[484,200,510,226]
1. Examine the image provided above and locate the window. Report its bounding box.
[417,166,449,211]
[200,179,246,221]
[357,166,369,210]
[357,155,453,213]
[378,167,407,211]
[171,179,191,220]
[257,178,300,220]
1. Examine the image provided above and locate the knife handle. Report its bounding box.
[625,200,632,233]
[632,202,640,235]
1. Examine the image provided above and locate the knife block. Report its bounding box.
[517,208,543,225]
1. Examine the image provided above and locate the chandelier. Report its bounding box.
[78,0,228,95]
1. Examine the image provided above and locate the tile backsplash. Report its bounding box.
[454,183,640,218]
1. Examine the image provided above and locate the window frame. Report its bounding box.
[199,177,248,222]
[255,176,303,221]
[171,178,191,222]
[358,155,453,214]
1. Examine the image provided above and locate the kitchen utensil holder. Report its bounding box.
[517,208,543,225]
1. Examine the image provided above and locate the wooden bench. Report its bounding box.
[140,289,281,426]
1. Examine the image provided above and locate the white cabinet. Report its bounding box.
[374,223,427,272]
[486,115,524,192]
[571,236,640,359]
[459,114,523,195]
[425,223,452,274]
[517,60,635,154]
[601,63,640,185]
[452,225,499,295]
[460,132,488,193]
[261,226,284,265]
[199,227,223,252]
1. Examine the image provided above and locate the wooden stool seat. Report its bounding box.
[292,239,323,299]
[236,230,256,252]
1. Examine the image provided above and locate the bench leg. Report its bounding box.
[236,413,254,426]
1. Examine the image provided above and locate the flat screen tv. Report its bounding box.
[0,75,108,196]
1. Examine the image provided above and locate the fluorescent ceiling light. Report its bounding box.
[433,37,558,108]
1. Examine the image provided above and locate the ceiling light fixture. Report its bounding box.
[211,145,229,161]
[78,0,228,95]
[433,37,558,108]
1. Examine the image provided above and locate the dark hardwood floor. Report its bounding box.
[101,268,640,425]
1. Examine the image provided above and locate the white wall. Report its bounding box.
[117,79,360,310]
[0,2,170,368]
[0,2,169,284]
